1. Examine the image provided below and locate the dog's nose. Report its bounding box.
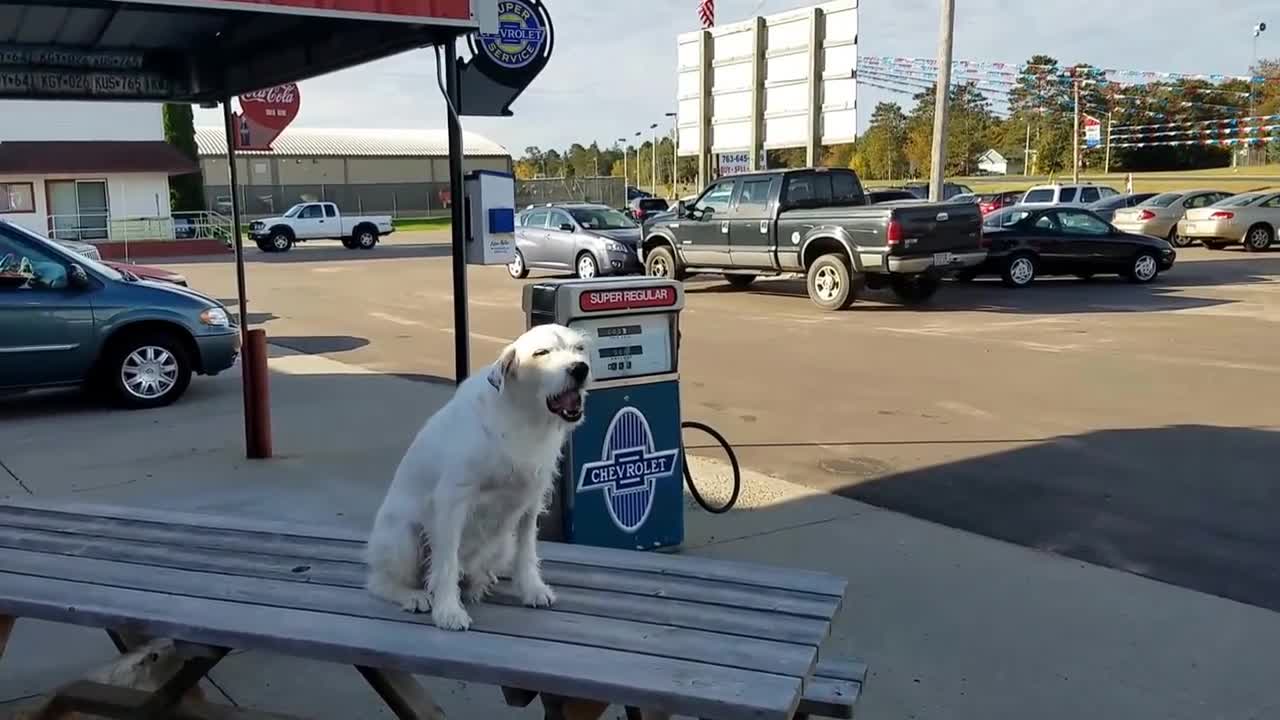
[568,361,589,383]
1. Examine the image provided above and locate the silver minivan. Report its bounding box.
[508,202,643,279]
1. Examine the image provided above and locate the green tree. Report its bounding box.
[162,104,204,211]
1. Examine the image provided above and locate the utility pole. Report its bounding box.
[666,111,678,198]
[1104,111,1113,175]
[618,137,628,189]
[1023,122,1031,178]
[650,123,659,194]
[1249,22,1267,166]
[1072,78,1081,184]
[927,0,955,202]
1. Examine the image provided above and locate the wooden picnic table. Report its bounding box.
[0,498,861,720]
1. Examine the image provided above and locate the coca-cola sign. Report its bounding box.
[234,82,300,150]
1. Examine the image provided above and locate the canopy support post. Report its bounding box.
[444,40,471,382]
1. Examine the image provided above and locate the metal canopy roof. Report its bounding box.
[0,1,475,102]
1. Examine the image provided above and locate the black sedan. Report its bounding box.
[964,206,1175,287]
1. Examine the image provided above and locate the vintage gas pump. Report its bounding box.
[462,170,516,266]
[522,277,686,551]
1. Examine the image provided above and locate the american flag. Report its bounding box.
[698,0,714,28]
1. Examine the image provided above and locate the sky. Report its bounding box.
[193,0,1277,156]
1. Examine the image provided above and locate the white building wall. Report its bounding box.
[0,174,47,235]
[0,101,164,142]
[0,172,171,237]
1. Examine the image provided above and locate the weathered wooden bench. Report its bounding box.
[0,499,864,719]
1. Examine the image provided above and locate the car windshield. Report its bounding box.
[1214,193,1264,207]
[569,207,636,230]
[284,204,305,217]
[3,221,123,281]
[1141,193,1181,208]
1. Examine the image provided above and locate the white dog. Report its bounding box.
[365,323,591,631]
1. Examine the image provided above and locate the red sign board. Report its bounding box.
[234,83,300,151]
[124,0,473,24]
[579,286,678,313]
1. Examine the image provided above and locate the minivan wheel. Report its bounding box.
[102,332,192,409]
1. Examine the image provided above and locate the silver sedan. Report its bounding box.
[1111,189,1232,247]
[509,203,642,279]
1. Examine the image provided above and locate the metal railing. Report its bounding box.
[516,176,627,209]
[45,211,234,260]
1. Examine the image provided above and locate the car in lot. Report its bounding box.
[509,202,641,279]
[52,239,189,286]
[1087,192,1158,223]
[902,181,973,200]
[1111,189,1233,246]
[627,197,670,224]
[963,206,1174,287]
[641,167,986,310]
[866,188,923,203]
[0,219,239,408]
[247,201,394,252]
[1020,183,1120,208]
[1178,190,1280,251]
[978,190,1023,216]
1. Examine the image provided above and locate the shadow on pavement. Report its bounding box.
[174,242,452,266]
[270,335,370,354]
[687,275,1238,314]
[835,424,1280,613]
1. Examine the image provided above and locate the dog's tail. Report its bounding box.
[365,510,427,599]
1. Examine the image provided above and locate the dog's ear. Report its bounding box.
[487,343,519,391]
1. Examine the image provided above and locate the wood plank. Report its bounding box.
[797,677,860,720]
[0,548,818,678]
[356,667,446,720]
[0,531,827,646]
[813,659,868,684]
[0,525,840,621]
[0,500,847,597]
[0,572,803,720]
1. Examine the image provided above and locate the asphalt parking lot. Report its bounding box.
[158,232,1280,612]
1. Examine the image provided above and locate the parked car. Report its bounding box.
[0,219,239,408]
[1020,183,1119,208]
[865,188,922,203]
[247,202,394,252]
[1177,190,1280,251]
[978,190,1023,216]
[628,197,670,223]
[964,206,1174,287]
[626,186,653,202]
[641,167,985,310]
[1086,192,1159,223]
[510,202,642,279]
[902,181,973,200]
[1111,189,1233,246]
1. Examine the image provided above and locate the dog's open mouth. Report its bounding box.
[546,388,584,422]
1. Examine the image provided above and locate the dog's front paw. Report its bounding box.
[516,577,556,608]
[431,598,473,631]
[398,590,432,613]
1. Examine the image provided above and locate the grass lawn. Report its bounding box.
[951,165,1280,195]
[393,216,452,231]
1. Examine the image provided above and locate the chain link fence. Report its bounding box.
[515,176,626,209]
[204,176,628,220]
[204,182,453,220]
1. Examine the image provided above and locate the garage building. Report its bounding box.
[196,126,512,219]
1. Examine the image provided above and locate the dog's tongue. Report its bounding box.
[551,389,582,413]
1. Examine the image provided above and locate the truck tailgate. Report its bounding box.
[890,203,983,255]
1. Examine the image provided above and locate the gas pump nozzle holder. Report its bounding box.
[522,277,686,551]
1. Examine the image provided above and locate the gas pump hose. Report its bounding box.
[680,421,742,513]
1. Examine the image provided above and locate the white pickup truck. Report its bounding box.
[248,202,394,252]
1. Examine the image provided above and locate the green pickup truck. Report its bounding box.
[0,219,240,408]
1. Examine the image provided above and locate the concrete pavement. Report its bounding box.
[3,349,1279,719]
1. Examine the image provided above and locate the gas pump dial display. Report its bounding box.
[571,313,673,380]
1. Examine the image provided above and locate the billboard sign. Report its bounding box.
[120,0,474,25]
[717,152,751,176]
[1084,115,1102,149]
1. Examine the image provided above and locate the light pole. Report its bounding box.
[1250,22,1267,166]
[634,131,642,192]
[617,137,628,189]
[665,111,678,197]
[927,0,955,201]
[649,123,659,194]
